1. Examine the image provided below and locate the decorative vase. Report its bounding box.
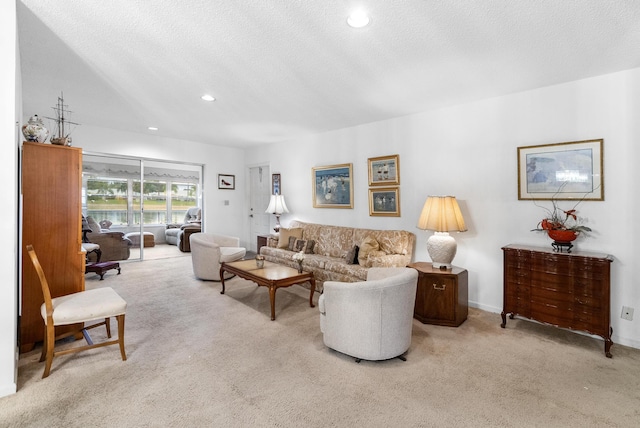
[255,255,264,268]
[297,261,303,273]
[547,230,578,243]
[22,115,49,143]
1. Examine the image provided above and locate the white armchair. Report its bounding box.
[190,233,246,281]
[319,267,418,362]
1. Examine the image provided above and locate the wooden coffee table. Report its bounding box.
[220,259,315,320]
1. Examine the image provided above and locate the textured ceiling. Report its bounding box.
[17,1,640,148]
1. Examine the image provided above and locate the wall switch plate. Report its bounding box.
[621,306,634,321]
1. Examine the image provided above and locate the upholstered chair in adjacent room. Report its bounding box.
[319,267,418,362]
[165,207,202,249]
[190,233,246,281]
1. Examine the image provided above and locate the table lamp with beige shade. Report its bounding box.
[417,196,467,270]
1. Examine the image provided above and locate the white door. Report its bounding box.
[249,166,271,253]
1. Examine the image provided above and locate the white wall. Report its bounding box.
[245,68,640,349]
[74,125,247,246]
[1,0,19,397]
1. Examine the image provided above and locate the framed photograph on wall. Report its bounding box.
[369,187,400,217]
[218,174,235,190]
[312,163,353,208]
[517,139,603,200]
[368,154,400,186]
[272,173,281,195]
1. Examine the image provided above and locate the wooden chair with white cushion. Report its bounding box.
[25,245,127,378]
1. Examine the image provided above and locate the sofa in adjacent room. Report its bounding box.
[259,220,415,291]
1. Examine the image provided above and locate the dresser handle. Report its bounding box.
[433,283,446,291]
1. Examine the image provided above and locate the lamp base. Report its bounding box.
[273,214,281,233]
[427,232,457,270]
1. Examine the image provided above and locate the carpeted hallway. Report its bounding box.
[3,255,639,427]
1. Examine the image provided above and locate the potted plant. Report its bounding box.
[531,198,592,243]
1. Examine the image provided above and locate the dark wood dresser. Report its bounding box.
[501,244,614,357]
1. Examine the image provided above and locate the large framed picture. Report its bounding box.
[312,163,353,208]
[368,187,400,217]
[517,139,604,201]
[272,173,281,195]
[218,174,235,190]
[368,154,400,186]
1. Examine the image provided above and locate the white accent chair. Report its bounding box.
[26,245,127,378]
[319,267,418,362]
[190,233,246,281]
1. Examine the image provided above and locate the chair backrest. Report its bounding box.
[183,207,201,224]
[25,245,54,320]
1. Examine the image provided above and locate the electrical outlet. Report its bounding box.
[621,306,634,321]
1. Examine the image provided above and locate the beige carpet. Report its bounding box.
[3,256,640,427]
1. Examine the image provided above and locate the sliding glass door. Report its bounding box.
[82,153,202,261]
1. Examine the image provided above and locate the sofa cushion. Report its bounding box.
[278,228,303,249]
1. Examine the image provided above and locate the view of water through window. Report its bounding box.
[83,154,202,228]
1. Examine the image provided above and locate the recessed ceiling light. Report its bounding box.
[347,10,370,28]
[148,126,158,131]
[201,94,216,102]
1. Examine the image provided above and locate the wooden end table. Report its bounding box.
[408,262,468,327]
[219,259,315,320]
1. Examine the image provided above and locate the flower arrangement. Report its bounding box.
[292,251,305,262]
[292,250,305,273]
[531,198,592,238]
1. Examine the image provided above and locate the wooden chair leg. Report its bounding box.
[39,328,48,363]
[42,323,55,378]
[116,314,127,361]
[104,317,112,338]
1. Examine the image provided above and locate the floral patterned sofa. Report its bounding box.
[260,220,415,291]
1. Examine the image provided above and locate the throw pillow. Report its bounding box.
[278,227,303,249]
[293,239,315,254]
[358,236,379,266]
[345,245,359,264]
[287,236,297,251]
[304,239,316,254]
[86,216,102,234]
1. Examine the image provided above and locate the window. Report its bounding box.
[82,154,202,228]
[86,177,128,225]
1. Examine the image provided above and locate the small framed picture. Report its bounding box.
[369,187,400,217]
[218,174,235,190]
[368,154,400,186]
[312,163,353,208]
[272,173,281,195]
[517,139,604,200]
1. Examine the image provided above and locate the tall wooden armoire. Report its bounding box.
[21,142,85,352]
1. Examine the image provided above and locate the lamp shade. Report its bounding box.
[417,196,467,232]
[265,194,289,215]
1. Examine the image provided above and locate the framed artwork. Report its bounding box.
[272,173,281,195]
[368,154,400,186]
[369,187,400,217]
[218,174,235,190]
[312,163,354,208]
[517,139,604,201]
